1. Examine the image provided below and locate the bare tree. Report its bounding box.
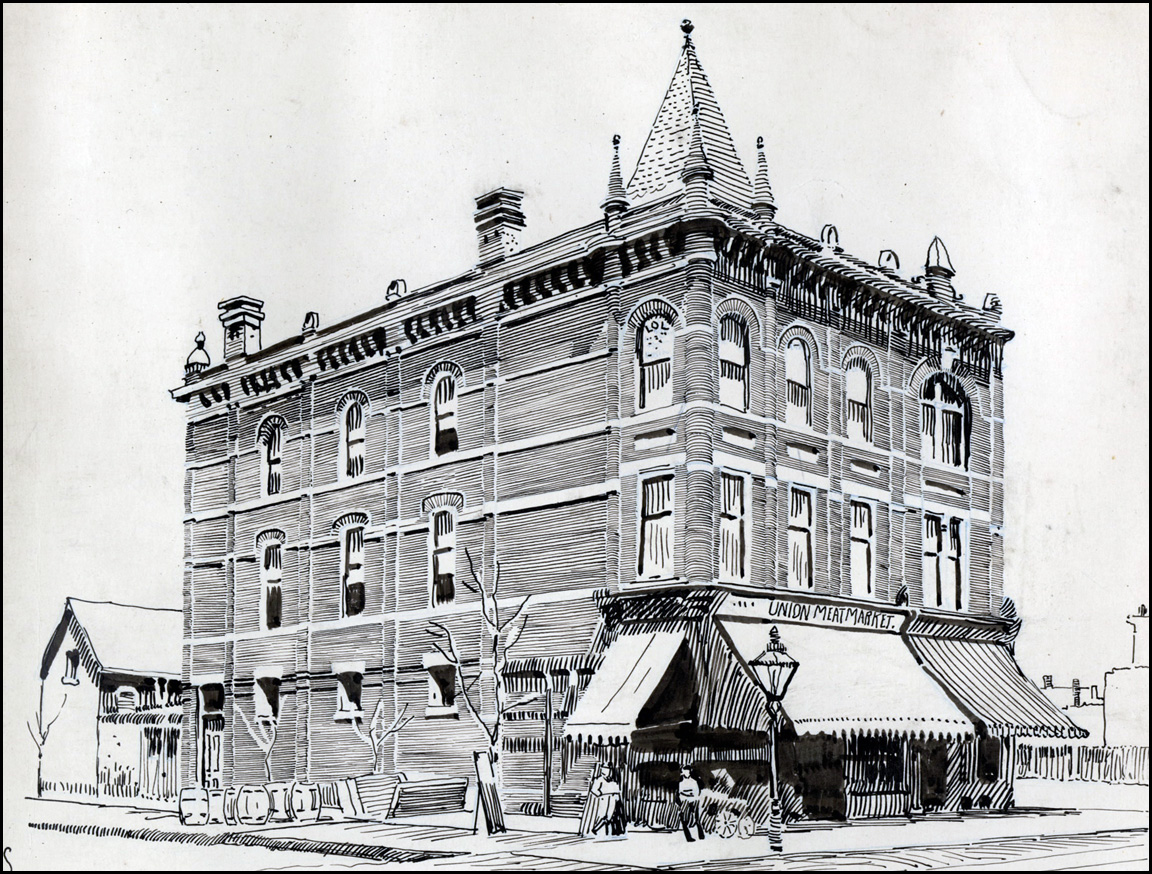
[27,695,67,796]
[350,700,414,773]
[234,703,278,783]
[425,548,541,788]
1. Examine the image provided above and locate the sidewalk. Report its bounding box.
[23,796,1149,870]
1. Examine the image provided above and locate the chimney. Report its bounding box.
[218,296,265,361]
[474,188,526,266]
[925,236,957,299]
[1042,675,1053,689]
[1072,678,1081,707]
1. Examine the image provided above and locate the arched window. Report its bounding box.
[920,374,970,468]
[259,535,283,631]
[341,526,365,618]
[845,357,873,443]
[430,509,456,606]
[718,314,750,411]
[258,418,285,496]
[785,338,811,426]
[432,374,459,456]
[637,314,674,410]
[341,399,366,479]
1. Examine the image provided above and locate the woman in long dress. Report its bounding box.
[586,764,625,838]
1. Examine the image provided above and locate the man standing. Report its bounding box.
[677,764,706,842]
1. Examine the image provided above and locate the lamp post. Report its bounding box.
[749,625,799,853]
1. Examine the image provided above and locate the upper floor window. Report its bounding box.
[117,688,138,713]
[638,474,674,579]
[430,509,456,606]
[637,315,674,411]
[785,338,811,427]
[923,513,965,611]
[342,526,365,618]
[260,536,283,631]
[920,374,970,469]
[719,473,748,583]
[340,398,366,479]
[432,374,459,456]
[718,315,750,411]
[788,487,814,589]
[63,649,80,685]
[258,417,285,496]
[850,501,873,597]
[845,357,873,443]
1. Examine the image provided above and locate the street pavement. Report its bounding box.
[15,792,1150,871]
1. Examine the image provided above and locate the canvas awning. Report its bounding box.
[906,636,1087,738]
[719,620,976,738]
[563,630,686,744]
[502,595,604,675]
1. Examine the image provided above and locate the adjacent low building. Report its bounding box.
[171,21,1082,821]
[37,598,183,808]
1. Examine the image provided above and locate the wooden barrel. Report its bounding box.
[223,786,240,825]
[267,781,292,821]
[289,782,322,822]
[236,784,271,826]
[178,787,210,826]
[207,788,226,824]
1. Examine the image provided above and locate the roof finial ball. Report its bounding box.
[681,19,694,44]
[184,330,211,383]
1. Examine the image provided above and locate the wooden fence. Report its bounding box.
[1016,744,1148,785]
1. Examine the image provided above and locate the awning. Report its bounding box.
[907,636,1088,738]
[502,595,604,675]
[719,620,975,738]
[564,630,686,744]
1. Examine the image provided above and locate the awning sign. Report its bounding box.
[722,594,902,633]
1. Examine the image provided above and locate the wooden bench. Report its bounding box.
[349,773,469,820]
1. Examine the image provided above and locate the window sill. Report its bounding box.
[332,710,365,722]
[425,705,459,719]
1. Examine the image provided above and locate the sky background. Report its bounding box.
[4,3,1148,750]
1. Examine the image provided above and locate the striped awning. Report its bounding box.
[502,595,604,676]
[907,636,1088,738]
[564,630,686,744]
[719,620,976,738]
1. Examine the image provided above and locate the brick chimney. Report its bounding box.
[218,296,265,361]
[474,188,525,266]
[1042,675,1053,689]
[1072,678,1081,707]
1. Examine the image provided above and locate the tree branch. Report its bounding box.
[27,720,43,751]
[42,694,67,741]
[460,548,481,595]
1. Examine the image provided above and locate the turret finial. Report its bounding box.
[602,133,629,217]
[681,19,694,45]
[752,135,776,221]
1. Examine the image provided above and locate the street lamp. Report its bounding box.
[749,625,799,853]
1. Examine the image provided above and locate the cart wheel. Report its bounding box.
[716,808,739,838]
[737,815,755,839]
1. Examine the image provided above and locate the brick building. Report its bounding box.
[171,22,1081,822]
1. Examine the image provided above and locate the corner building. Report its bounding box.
[172,23,1081,823]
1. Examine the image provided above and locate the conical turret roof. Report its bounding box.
[627,21,752,208]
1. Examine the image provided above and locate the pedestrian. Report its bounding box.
[677,764,706,842]
[588,763,626,838]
